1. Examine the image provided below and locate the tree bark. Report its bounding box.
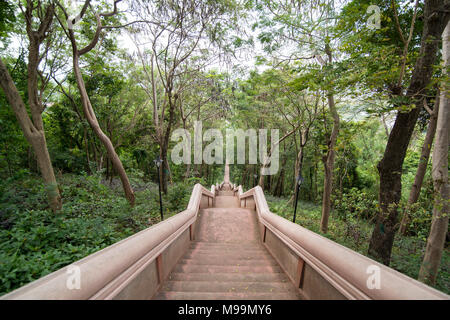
[418,22,450,285]
[368,0,450,265]
[399,93,440,235]
[320,93,339,233]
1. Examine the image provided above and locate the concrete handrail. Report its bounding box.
[2,184,214,300]
[238,186,449,300]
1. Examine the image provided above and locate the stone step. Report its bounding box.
[217,190,235,196]
[188,249,265,256]
[166,272,289,283]
[190,242,262,249]
[159,280,298,293]
[154,291,300,300]
[178,257,278,266]
[214,196,240,208]
[172,264,283,274]
[184,251,273,260]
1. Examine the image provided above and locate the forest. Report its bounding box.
[0,0,448,297]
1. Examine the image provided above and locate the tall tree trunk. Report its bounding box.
[160,145,169,194]
[83,128,92,174]
[273,157,286,197]
[314,162,318,202]
[418,22,450,285]
[72,54,135,206]
[320,93,340,233]
[368,0,450,265]
[159,93,177,194]
[399,93,440,235]
[294,129,308,189]
[241,166,248,188]
[0,60,61,212]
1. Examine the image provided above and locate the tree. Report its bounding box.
[55,0,135,205]
[0,1,61,212]
[255,0,341,233]
[131,0,239,193]
[316,46,340,233]
[368,0,450,265]
[399,92,440,235]
[418,21,450,286]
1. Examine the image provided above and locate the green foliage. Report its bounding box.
[0,0,16,40]
[334,187,378,221]
[0,172,192,295]
[266,195,449,295]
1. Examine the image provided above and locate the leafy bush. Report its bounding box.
[333,187,378,221]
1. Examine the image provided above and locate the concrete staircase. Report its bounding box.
[153,186,301,300]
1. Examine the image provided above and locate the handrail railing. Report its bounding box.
[238,185,449,300]
[2,184,214,300]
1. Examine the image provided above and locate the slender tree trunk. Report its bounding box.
[83,128,91,174]
[159,93,177,194]
[93,143,98,170]
[294,142,306,190]
[273,157,286,197]
[2,141,12,177]
[418,22,450,285]
[72,54,135,206]
[399,93,440,235]
[241,166,248,188]
[160,143,169,194]
[368,0,449,265]
[314,162,318,201]
[320,94,340,233]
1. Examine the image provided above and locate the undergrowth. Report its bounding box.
[0,170,193,295]
[265,194,449,295]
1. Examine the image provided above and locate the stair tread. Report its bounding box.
[159,280,298,293]
[178,258,278,266]
[190,242,262,246]
[184,252,274,260]
[154,291,300,300]
[166,272,290,282]
[173,264,284,273]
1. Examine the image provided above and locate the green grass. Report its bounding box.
[0,171,193,295]
[265,194,449,295]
